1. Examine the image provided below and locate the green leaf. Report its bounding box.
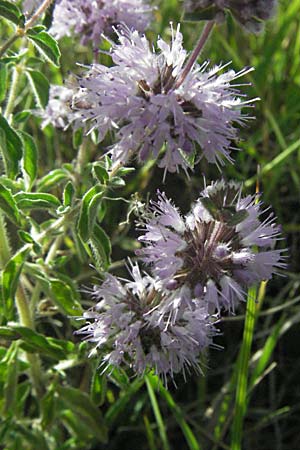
[0,183,20,224]
[110,176,125,187]
[147,373,201,450]
[1,247,30,319]
[249,316,285,392]
[0,326,18,339]
[14,110,31,123]
[0,62,8,103]
[63,181,75,207]
[0,0,23,25]
[19,131,38,188]
[91,371,107,406]
[116,166,135,176]
[11,325,68,360]
[89,223,111,271]
[37,168,70,192]
[93,164,109,184]
[18,230,34,244]
[26,27,61,67]
[3,352,19,415]
[41,385,57,429]
[72,127,83,148]
[145,375,171,450]
[15,380,31,417]
[57,385,108,443]
[77,185,104,242]
[10,422,49,448]
[25,69,50,108]
[0,116,23,179]
[48,277,82,317]
[14,191,60,210]
[105,377,144,425]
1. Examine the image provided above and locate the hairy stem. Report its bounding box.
[0,216,44,398]
[175,21,215,88]
[0,34,19,58]
[25,0,54,31]
[4,65,21,119]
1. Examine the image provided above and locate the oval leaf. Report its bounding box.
[1,247,30,319]
[25,69,50,108]
[0,116,23,179]
[26,28,61,67]
[14,192,60,210]
[0,183,20,224]
[19,131,38,188]
[77,185,104,242]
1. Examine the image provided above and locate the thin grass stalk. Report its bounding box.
[230,285,257,450]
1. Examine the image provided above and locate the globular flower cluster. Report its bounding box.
[137,180,286,316]
[73,25,255,177]
[50,0,153,45]
[76,263,217,382]
[185,0,277,33]
[77,180,285,381]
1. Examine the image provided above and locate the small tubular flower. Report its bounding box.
[38,85,75,129]
[73,25,256,176]
[185,0,277,33]
[50,0,153,45]
[76,263,216,382]
[137,180,286,315]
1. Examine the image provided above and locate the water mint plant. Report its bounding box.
[0,0,295,449]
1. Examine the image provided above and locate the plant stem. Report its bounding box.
[0,34,19,58]
[75,139,89,174]
[24,0,54,31]
[4,65,21,119]
[175,21,215,88]
[0,216,44,398]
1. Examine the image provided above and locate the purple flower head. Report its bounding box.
[73,25,256,177]
[76,262,216,382]
[185,0,277,33]
[137,180,286,315]
[50,0,153,45]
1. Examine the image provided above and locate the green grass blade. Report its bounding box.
[249,316,286,392]
[148,373,201,450]
[245,137,300,187]
[145,374,171,450]
[143,414,158,450]
[230,286,257,450]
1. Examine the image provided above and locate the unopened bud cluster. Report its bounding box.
[185,0,277,33]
